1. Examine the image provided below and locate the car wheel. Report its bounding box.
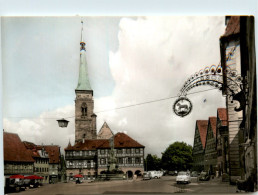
[177,181,180,184]
[154,176,157,179]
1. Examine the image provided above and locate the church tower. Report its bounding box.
[75,21,97,143]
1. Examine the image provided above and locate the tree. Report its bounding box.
[161,141,193,171]
[145,154,161,171]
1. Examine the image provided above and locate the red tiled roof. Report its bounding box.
[101,132,145,148]
[196,120,208,149]
[65,139,106,151]
[222,16,240,37]
[209,117,217,137]
[23,141,36,150]
[217,108,228,126]
[23,141,41,158]
[37,145,60,164]
[4,132,34,162]
[65,132,144,151]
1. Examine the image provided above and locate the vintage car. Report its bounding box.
[176,171,191,184]
[143,172,151,180]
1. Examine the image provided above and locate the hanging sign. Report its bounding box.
[173,96,193,117]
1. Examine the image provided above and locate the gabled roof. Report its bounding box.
[65,139,106,151]
[4,132,34,162]
[99,132,145,148]
[196,120,208,149]
[65,132,144,151]
[208,117,217,137]
[222,16,240,38]
[97,122,114,139]
[37,145,60,164]
[217,108,228,126]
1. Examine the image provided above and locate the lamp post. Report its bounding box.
[57,118,69,128]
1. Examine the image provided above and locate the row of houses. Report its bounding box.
[4,131,63,184]
[193,16,256,189]
[192,108,229,179]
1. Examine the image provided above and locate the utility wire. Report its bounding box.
[5,88,219,119]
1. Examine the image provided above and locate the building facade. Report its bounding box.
[220,16,244,183]
[65,132,145,179]
[192,120,208,172]
[23,141,50,184]
[220,16,257,187]
[40,145,61,183]
[204,117,217,175]
[4,132,34,178]
[216,108,229,177]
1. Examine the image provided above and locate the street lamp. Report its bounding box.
[57,118,69,128]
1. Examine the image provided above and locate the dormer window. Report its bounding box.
[81,102,87,117]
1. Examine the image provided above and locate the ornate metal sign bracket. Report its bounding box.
[173,61,244,117]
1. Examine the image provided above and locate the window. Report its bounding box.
[100,149,105,155]
[117,149,122,154]
[81,102,87,117]
[118,158,123,164]
[128,157,132,164]
[87,160,91,168]
[135,157,140,164]
[126,149,131,154]
[100,158,106,165]
[135,148,140,154]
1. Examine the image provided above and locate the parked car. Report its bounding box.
[143,172,151,180]
[198,171,210,181]
[149,171,161,179]
[176,171,191,184]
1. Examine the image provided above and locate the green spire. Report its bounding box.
[76,21,92,91]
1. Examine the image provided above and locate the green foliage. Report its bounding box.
[145,154,161,171]
[161,141,193,171]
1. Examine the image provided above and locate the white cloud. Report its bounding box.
[96,16,226,156]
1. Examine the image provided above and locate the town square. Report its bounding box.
[1,13,257,194]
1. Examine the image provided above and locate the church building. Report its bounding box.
[65,22,145,180]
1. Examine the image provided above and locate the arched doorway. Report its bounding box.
[135,170,142,176]
[126,171,133,179]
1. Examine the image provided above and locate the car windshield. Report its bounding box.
[178,172,187,175]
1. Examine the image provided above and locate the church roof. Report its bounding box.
[4,132,34,162]
[65,132,144,151]
[196,120,208,149]
[76,49,92,91]
[97,122,114,139]
[76,21,92,92]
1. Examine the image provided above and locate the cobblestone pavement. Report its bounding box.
[5,176,242,195]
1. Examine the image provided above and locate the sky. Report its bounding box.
[1,16,229,157]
